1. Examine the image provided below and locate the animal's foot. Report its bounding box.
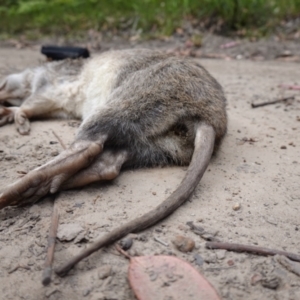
[62,150,128,189]
[15,109,30,135]
[0,106,14,126]
[0,140,103,209]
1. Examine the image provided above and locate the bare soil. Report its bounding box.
[0,45,300,300]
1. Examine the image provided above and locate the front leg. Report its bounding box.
[15,95,60,135]
[0,139,104,209]
[0,106,17,126]
[1,94,65,135]
[0,105,31,135]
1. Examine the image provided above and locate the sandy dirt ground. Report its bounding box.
[0,47,299,300]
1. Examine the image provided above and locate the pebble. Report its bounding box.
[204,253,217,264]
[232,203,241,211]
[45,288,59,298]
[57,223,85,242]
[90,292,105,300]
[83,288,93,297]
[261,276,281,289]
[74,231,88,243]
[136,234,148,242]
[98,265,112,280]
[251,273,262,286]
[193,253,204,266]
[227,259,235,266]
[50,150,59,156]
[216,250,227,260]
[172,235,195,252]
[119,237,133,250]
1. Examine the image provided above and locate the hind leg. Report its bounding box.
[0,138,105,209]
[61,150,128,189]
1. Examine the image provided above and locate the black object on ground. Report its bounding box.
[41,46,90,60]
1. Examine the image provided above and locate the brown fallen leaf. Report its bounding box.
[278,84,300,91]
[128,255,220,300]
[220,41,240,49]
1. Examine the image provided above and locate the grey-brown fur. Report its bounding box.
[0,49,227,275]
[0,49,226,169]
[78,50,227,168]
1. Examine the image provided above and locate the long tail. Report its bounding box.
[56,122,216,276]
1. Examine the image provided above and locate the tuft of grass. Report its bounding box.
[0,0,300,38]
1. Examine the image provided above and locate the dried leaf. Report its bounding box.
[128,255,220,300]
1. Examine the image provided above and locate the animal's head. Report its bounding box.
[0,70,32,106]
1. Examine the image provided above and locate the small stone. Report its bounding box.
[83,288,92,297]
[50,150,59,156]
[90,292,105,300]
[216,250,227,260]
[204,253,217,264]
[193,253,204,266]
[57,223,85,242]
[119,237,133,250]
[251,273,263,286]
[98,265,112,280]
[261,276,281,290]
[90,292,107,300]
[227,259,235,266]
[53,277,61,285]
[136,234,148,242]
[172,235,195,252]
[45,288,59,298]
[232,203,241,211]
[74,231,88,243]
[280,145,287,149]
[152,191,157,195]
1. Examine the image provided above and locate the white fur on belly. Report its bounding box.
[80,56,124,121]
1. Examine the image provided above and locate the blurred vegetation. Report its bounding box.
[0,0,300,38]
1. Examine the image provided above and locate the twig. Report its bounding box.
[275,255,300,277]
[206,241,300,262]
[115,244,131,260]
[251,95,295,108]
[220,41,240,49]
[278,84,300,91]
[51,130,66,150]
[154,236,169,247]
[42,202,60,286]
[11,224,34,232]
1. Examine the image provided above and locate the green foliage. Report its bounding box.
[0,0,299,37]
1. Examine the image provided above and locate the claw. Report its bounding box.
[15,110,31,135]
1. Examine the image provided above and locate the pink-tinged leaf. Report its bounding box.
[128,256,220,300]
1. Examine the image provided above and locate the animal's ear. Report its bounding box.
[0,79,7,90]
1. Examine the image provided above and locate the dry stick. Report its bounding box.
[41,131,65,285]
[115,244,131,260]
[206,241,300,263]
[251,95,295,108]
[55,123,215,277]
[51,130,67,150]
[42,202,60,286]
[275,255,300,277]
